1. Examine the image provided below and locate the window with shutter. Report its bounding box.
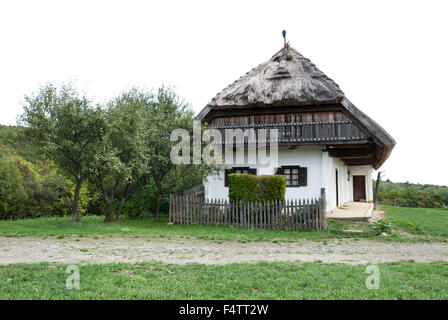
[279,166,308,187]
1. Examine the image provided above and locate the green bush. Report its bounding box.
[0,157,28,219]
[0,155,73,219]
[228,174,286,203]
[373,219,393,235]
[123,184,158,219]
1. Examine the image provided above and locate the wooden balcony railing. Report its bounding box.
[209,120,368,145]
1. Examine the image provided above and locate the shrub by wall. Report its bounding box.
[228,174,286,203]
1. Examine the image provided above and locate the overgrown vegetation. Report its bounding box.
[376,180,447,208]
[1,261,447,299]
[0,126,75,219]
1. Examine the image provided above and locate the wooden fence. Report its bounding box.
[169,188,327,231]
[178,185,205,203]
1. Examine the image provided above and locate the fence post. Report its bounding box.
[320,188,327,232]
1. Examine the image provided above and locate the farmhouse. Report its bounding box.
[197,40,395,212]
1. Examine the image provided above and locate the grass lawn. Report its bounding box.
[0,214,382,242]
[0,206,446,242]
[0,261,446,299]
[384,205,448,237]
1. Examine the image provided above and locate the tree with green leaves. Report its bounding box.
[143,87,218,221]
[20,83,108,221]
[90,89,151,222]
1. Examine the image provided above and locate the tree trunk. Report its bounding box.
[114,198,125,222]
[373,172,381,210]
[101,188,114,223]
[114,183,130,222]
[72,179,83,222]
[154,193,163,221]
[104,211,114,223]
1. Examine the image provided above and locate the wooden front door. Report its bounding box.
[353,175,366,202]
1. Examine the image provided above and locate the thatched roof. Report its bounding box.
[341,97,396,148]
[341,97,396,169]
[197,44,395,168]
[205,46,344,110]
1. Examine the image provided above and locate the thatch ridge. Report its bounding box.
[205,46,345,110]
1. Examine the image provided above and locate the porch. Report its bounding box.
[326,201,373,222]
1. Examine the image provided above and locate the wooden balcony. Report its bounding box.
[209,120,368,145]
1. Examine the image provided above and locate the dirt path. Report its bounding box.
[1,236,447,265]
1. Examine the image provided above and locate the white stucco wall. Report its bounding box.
[203,146,373,212]
[204,146,323,201]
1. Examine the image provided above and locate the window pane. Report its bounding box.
[293,174,298,179]
[292,180,298,185]
[243,170,248,174]
[292,168,299,174]
[284,169,290,174]
[286,180,291,186]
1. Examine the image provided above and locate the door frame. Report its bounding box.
[335,169,339,207]
[353,175,366,202]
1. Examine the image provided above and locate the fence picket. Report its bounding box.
[306,199,310,230]
[215,199,219,225]
[303,199,308,230]
[218,199,222,225]
[272,200,276,229]
[245,201,249,228]
[243,201,245,227]
[294,199,298,229]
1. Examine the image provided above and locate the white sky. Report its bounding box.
[0,0,447,186]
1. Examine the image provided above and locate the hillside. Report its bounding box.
[0,125,44,162]
[376,179,448,208]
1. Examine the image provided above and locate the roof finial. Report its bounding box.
[282,30,289,49]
